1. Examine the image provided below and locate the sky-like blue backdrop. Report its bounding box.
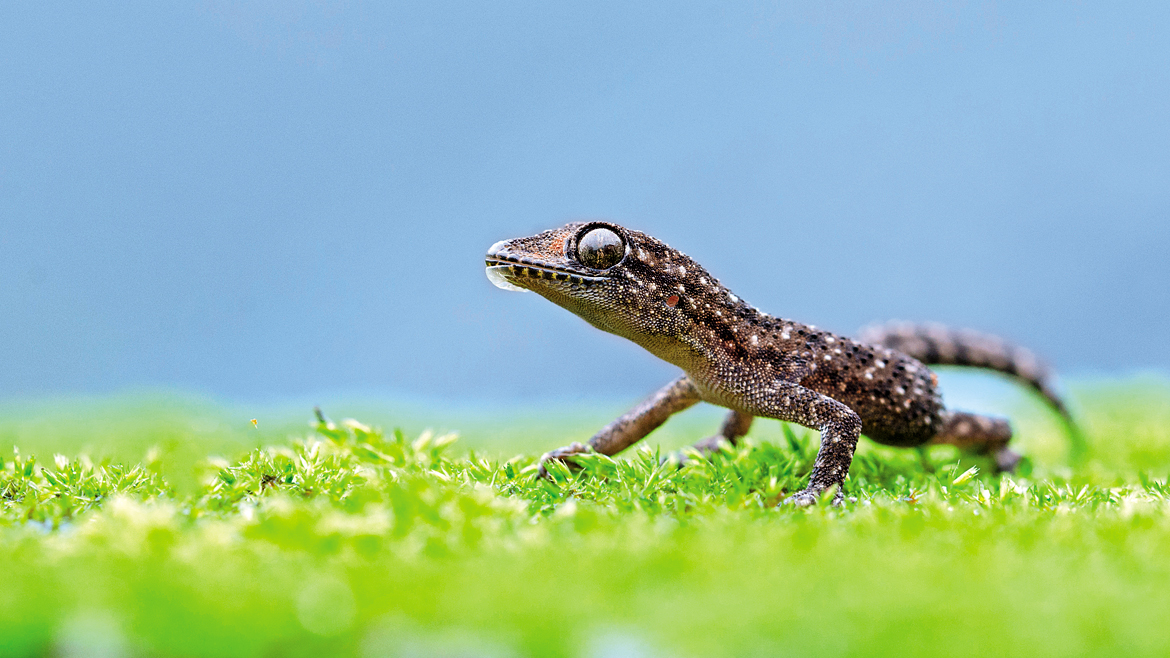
[2,2,1168,403]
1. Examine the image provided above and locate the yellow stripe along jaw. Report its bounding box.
[485,264,528,292]
[484,256,609,288]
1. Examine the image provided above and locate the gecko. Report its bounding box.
[484,221,1078,506]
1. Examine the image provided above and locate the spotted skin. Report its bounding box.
[486,222,1071,506]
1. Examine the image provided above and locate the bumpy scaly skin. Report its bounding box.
[486,222,1070,506]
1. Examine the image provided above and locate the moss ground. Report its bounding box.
[2,375,1169,657]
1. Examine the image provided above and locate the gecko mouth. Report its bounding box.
[484,256,608,289]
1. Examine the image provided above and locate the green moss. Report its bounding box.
[1,378,1169,657]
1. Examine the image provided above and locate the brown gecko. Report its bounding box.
[485,221,1078,506]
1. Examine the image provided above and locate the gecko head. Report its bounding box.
[485,221,734,354]
[485,221,629,301]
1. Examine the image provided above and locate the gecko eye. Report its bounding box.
[577,228,624,270]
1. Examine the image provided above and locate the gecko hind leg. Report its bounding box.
[693,410,754,453]
[666,410,754,465]
[929,411,1020,473]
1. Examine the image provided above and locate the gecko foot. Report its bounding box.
[992,447,1022,474]
[782,487,851,508]
[660,435,729,467]
[537,442,594,479]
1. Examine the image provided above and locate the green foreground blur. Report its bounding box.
[2,376,1169,657]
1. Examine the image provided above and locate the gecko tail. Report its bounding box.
[857,321,1086,460]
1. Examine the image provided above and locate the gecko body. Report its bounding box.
[486,221,1075,505]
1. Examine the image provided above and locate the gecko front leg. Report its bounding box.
[749,380,861,507]
[538,376,701,477]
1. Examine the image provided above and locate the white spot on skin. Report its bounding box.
[699,277,707,285]
[679,266,687,276]
[876,360,886,369]
[825,336,835,344]
[824,355,832,361]
[864,372,874,380]
[729,294,738,303]
[895,387,905,395]
[677,284,685,292]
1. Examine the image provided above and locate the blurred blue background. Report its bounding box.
[2,1,1168,404]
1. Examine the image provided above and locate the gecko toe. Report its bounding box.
[782,487,850,507]
[537,442,594,479]
[782,490,820,507]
